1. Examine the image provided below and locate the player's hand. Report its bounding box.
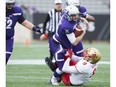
[65,49,73,58]
[32,26,41,33]
[67,49,73,58]
[81,28,86,34]
[80,17,89,28]
[40,34,48,40]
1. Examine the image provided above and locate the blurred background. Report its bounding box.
[14,0,110,43]
[7,1,110,87]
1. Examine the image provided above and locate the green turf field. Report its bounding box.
[6,41,110,87]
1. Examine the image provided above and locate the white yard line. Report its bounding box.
[7,75,109,83]
[8,59,110,65]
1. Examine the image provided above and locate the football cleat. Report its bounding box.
[50,76,59,85]
[45,57,57,71]
[57,75,62,83]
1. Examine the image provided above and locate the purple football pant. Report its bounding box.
[49,38,66,71]
[72,41,84,57]
[6,38,14,64]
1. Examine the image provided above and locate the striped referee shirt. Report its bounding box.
[43,9,62,34]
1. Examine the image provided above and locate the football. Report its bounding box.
[74,25,83,37]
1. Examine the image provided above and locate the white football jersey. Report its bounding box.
[70,59,98,85]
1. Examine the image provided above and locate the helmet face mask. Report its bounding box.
[6,3,15,10]
[83,48,101,64]
[65,5,80,21]
[6,0,15,10]
[67,14,79,21]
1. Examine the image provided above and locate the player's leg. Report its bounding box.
[6,38,14,64]
[73,41,84,57]
[45,37,57,71]
[45,57,57,71]
[48,32,54,60]
[48,38,66,85]
[49,51,53,60]
[50,50,66,85]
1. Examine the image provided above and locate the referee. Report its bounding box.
[42,0,62,38]
[41,0,62,61]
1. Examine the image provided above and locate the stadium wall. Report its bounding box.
[14,23,32,43]
[32,13,110,41]
[14,0,110,42]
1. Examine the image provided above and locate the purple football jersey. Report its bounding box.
[53,15,78,49]
[6,6,24,39]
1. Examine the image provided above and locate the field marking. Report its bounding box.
[8,59,110,65]
[7,75,109,83]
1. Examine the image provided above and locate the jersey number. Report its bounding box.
[6,19,12,29]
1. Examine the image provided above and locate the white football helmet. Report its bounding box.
[55,0,62,4]
[66,0,80,6]
[64,5,80,21]
[6,0,15,10]
[83,48,101,64]
[6,0,15,3]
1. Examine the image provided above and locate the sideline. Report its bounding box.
[8,59,110,65]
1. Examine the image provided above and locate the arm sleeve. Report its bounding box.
[43,13,50,34]
[17,7,26,24]
[71,55,83,62]
[66,33,76,44]
[79,6,88,18]
[18,16,25,24]
[62,58,78,73]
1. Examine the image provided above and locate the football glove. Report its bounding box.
[40,34,48,40]
[65,49,73,58]
[32,26,41,33]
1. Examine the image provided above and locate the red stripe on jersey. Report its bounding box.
[70,59,77,66]
[75,65,82,74]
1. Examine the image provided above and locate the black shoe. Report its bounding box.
[45,57,56,72]
[57,75,62,83]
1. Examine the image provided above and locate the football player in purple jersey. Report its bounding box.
[66,0,95,58]
[45,0,94,64]
[66,0,95,21]
[48,5,88,85]
[6,0,41,64]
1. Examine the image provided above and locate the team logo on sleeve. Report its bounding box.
[64,29,70,34]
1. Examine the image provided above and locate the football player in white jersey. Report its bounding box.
[62,48,101,86]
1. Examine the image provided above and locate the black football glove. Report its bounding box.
[32,26,41,33]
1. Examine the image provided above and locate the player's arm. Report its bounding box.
[66,30,85,46]
[86,14,95,22]
[21,20,34,30]
[79,6,95,22]
[80,17,89,27]
[62,58,83,74]
[66,18,88,45]
[71,55,82,62]
[62,58,90,74]
[39,14,50,40]
[16,7,41,33]
[21,20,41,33]
[73,30,85,46]
[43,13,50,34]
[62,58,78,73]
